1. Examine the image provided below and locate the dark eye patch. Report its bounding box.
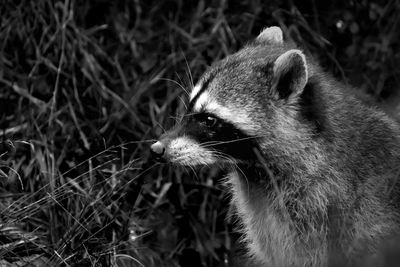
[181,112,259,162]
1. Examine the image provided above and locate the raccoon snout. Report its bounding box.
[150,141,166,160]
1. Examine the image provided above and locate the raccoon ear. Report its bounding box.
[256,26,283,44]
[272,49,308,99]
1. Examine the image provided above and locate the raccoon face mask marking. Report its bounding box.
[191,91,259,135]
[151,95,259,166]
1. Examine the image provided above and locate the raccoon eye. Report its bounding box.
[193,113,219,127]
[205,116,218,127]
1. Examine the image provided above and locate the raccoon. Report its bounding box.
[150,27,400,266]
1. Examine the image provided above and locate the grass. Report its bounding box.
[0,0,399,266]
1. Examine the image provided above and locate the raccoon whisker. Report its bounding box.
[200,140,238,147]
[187,164,199,180]
[200,136,259,147]
[158,77,190,96]
[199,141,222,147]
[121,139,158,144]
[229,159,251,198]
[202,132,317,148]
[213,152,234,163]
[182,52,195,90]
[169,115,182,124]
[211,149,255,205]
[211,151,238,166]
[154,121,168,134]
[215,156,240,174]
[181,112,198,117]
[176,71,191,98]
[177,95,188,110]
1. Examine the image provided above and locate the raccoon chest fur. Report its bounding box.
[151,26,400,266]
[228,170,328,267]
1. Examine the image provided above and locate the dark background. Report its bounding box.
[0,0,399,266]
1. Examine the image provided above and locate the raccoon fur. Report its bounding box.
[150,26,400,266]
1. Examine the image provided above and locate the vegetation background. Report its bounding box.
[1,0,399,266]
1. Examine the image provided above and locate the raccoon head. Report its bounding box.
[151,27,310,168]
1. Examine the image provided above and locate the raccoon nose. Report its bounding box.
[150,141,165,158]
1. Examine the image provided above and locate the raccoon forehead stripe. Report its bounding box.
[190,83,202,101]
[188,73,216,110]
[193,91,211,110]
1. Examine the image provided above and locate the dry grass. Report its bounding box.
[0,0,399,266]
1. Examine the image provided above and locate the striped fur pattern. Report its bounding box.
[151,26,400,266]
